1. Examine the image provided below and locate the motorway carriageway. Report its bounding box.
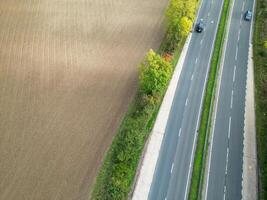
[204,0,255,199]
[148,0,225,199]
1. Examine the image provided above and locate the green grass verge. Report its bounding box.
[188,0,231,199]
[90,40,185,200]
[253,0,267,199]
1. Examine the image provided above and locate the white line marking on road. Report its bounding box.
[179,128,182,137]
[171,163,174,173]
[185,98,188,106]
[226,148,229,163]
[191,74,194,80]
[240,13,243,26]
[223,185,226,200]
[232,89,234,97]
[211,20,214,24]
[228,117,232,139]
[225,147,229,177]
[230,94,233,109]
[238,30,240,41]
[200,39,203,45]
[242,1,245,11]
[195,58,198,64]
[233,65,236,82]
[208,12,210,17]
[235,47,239,60]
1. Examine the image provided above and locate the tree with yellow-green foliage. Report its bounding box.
[165,0,197,51]
[139,49,173,96]
[180,16,193,37]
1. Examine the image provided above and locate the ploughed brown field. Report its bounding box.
[0,0,168,199]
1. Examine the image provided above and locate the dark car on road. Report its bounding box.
[244,10,252,21]
[195,21,204,33]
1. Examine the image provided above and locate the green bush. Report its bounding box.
[139,49,173,95]
[91,51,172,200]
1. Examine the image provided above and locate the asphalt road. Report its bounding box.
[204,0,255,199]
[148,0,225,199]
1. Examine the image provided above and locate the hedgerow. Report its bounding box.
[91,0,199,199]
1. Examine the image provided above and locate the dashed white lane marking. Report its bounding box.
[233,65,236,82]
[238,29,241,41]
[240,14,243,26]
[223,185,226,200]
[228,117,232,139]
[230,94,233,109]
[224,146,230,199]
[191,74,194,80]
[195,58,198,64]
[231,90,234,109]
[226,148,229,165]
[225,148,229,176]
[185,98,188,106]
[171,163,174,173]
[208,12,210,17]
[235,47,239,60]
[200,39,203,45]
[179,128,182,137]
[211,20,214,24]
[242,1,245,11]
[225,159,228,174]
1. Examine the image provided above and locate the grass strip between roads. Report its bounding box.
[188,0,231,199]
[253,0,267,199]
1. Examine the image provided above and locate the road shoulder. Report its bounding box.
[242,42,257,200]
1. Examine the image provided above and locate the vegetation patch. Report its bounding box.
[188,0,231,199]
[91,0,199,199]
[253,0,267,199]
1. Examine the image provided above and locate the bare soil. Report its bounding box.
[0,0,168,199]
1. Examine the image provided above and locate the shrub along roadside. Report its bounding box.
[253,0,267,199]
[91,50,172,200]
[90,0,199,199]
[188,0,231,199]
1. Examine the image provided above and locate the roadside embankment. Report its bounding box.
[253,0,267,198]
